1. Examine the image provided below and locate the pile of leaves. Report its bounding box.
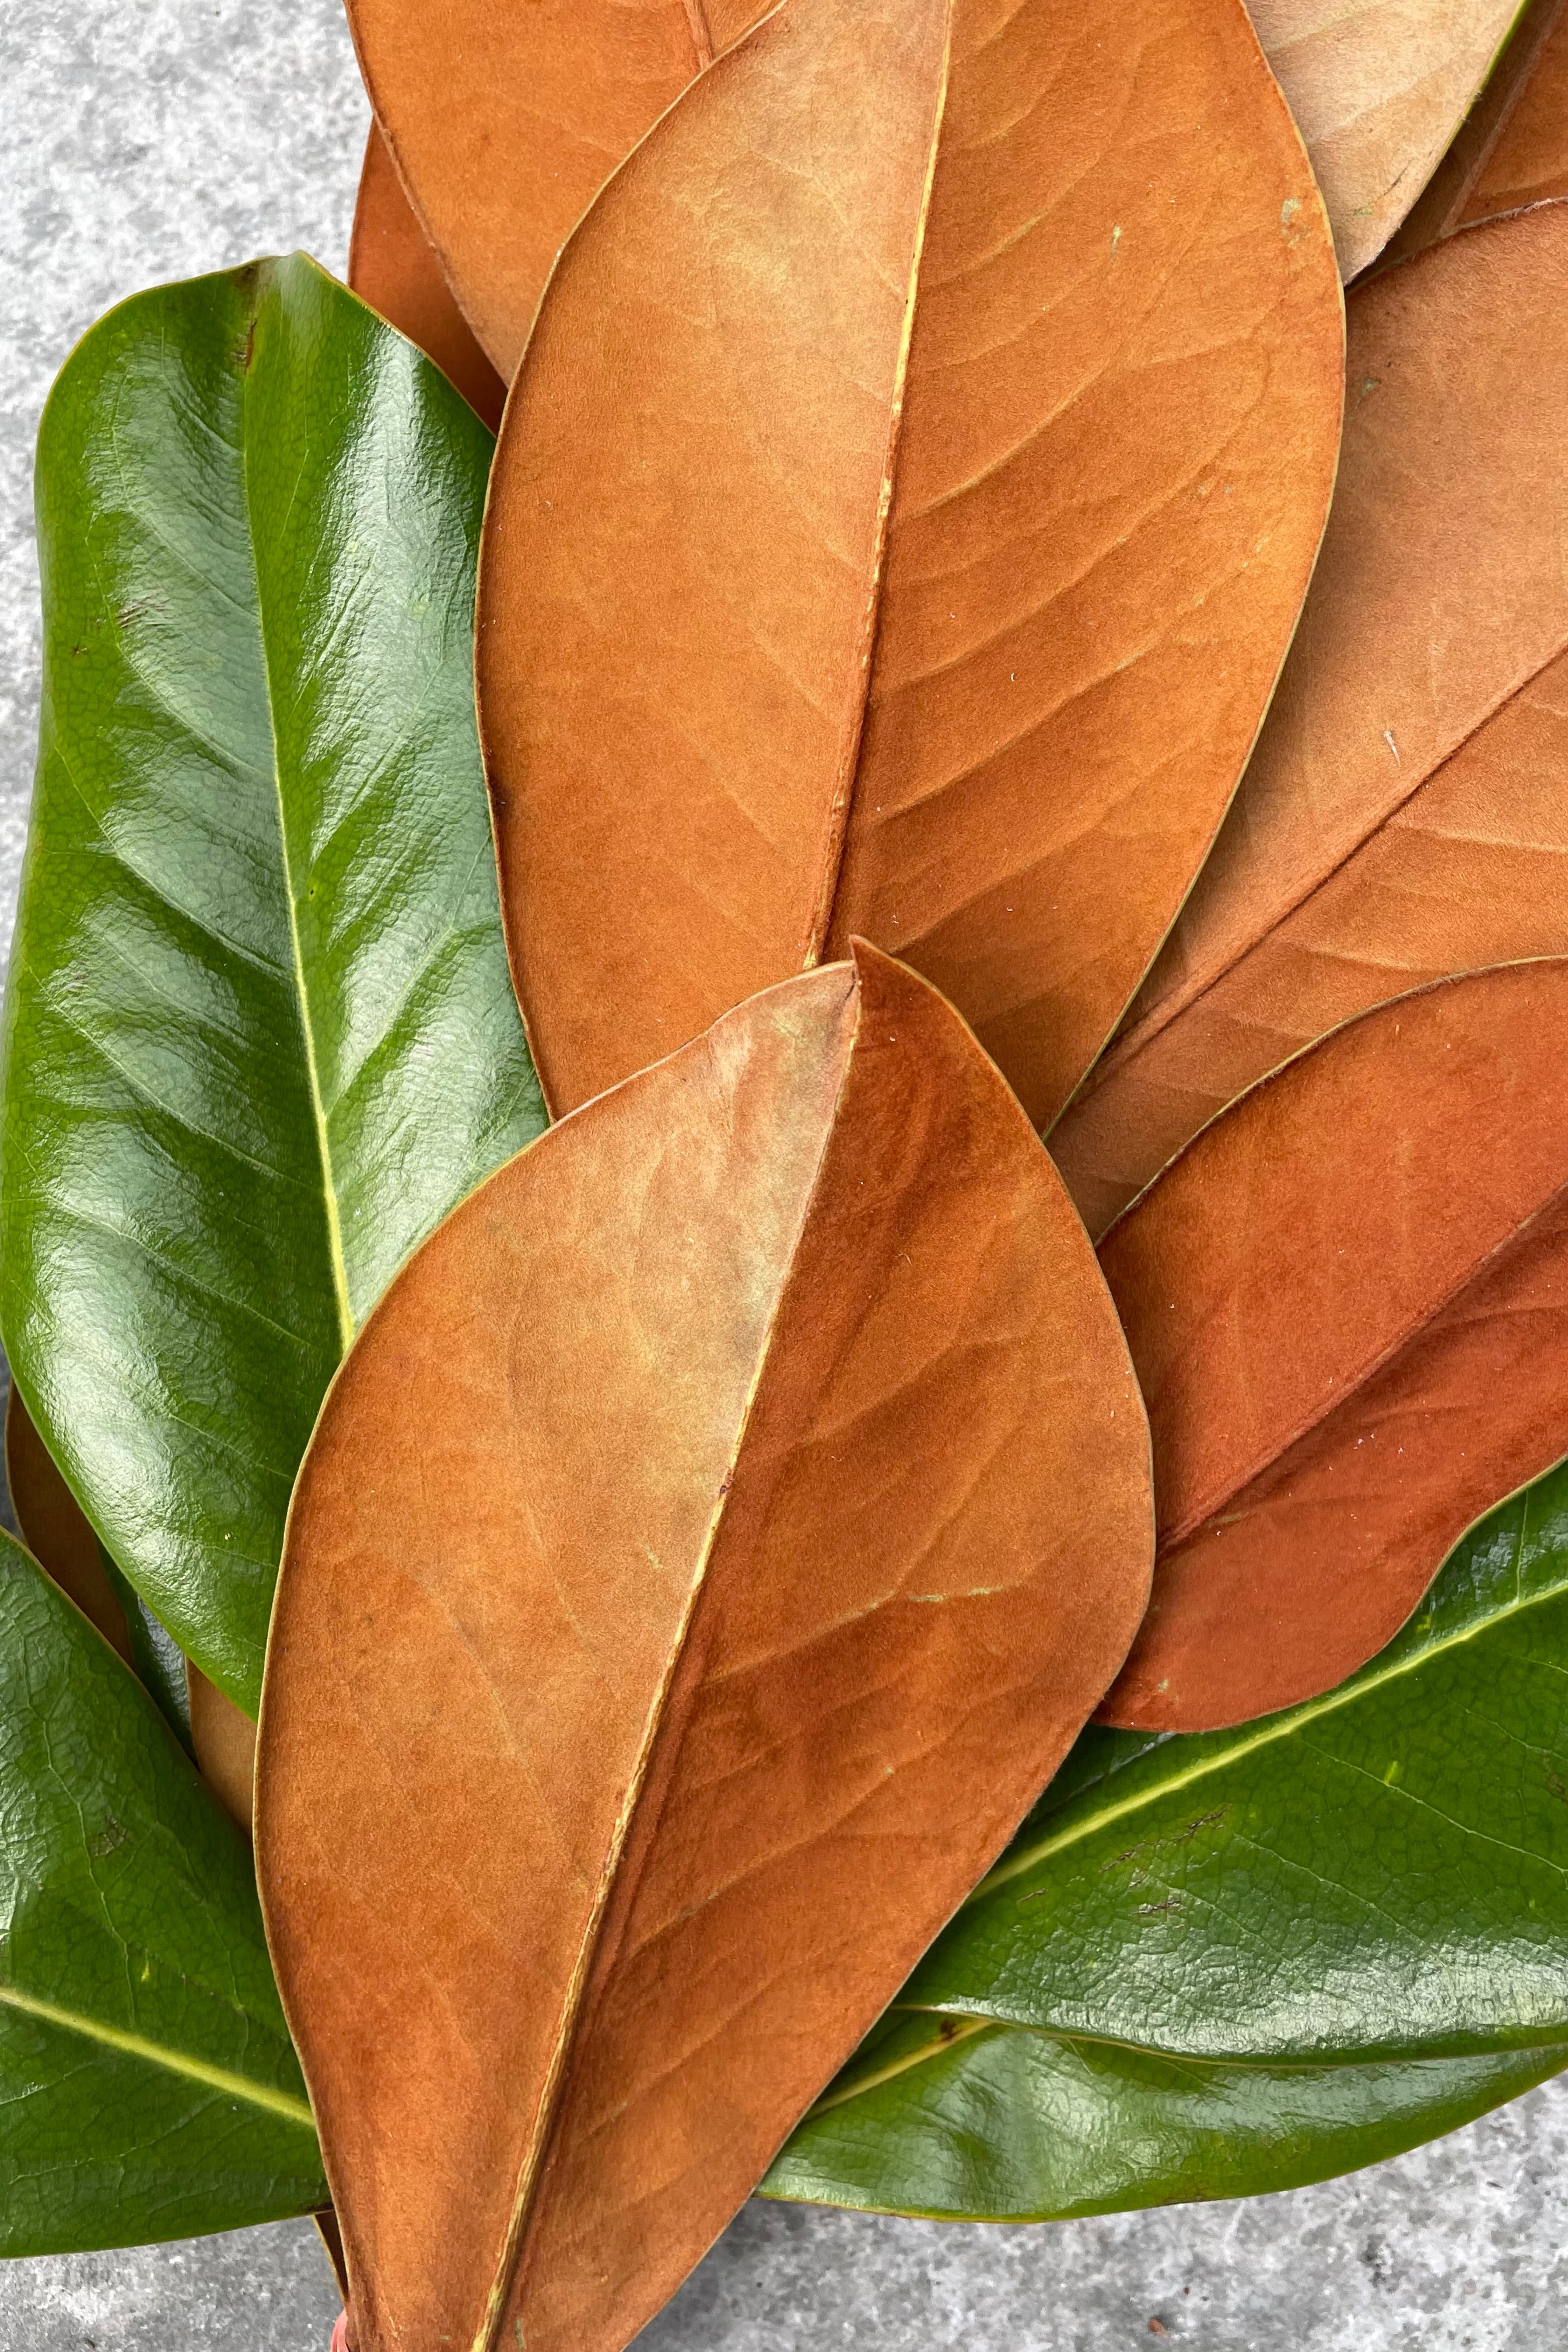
[2,0,1567,2344]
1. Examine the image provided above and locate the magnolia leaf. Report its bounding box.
[1097,963,1568,1730]
[6,1388,193,1749]
[888,1456,1568,2063]
[1380,0,1568,257]
[347,124,505,430]
[256,945,1153,2352]
[346,0,762,377]
[0,255,545,1714]
[1453,0,1568,220]
[0,1526,324,2253]
[766,2013,1568,2220]
[1053,207,1568,1238]
[477,0,1343,1130]
[187,1666,258,1834]
[5,1385,130,1664]
[1245,0,1524,277]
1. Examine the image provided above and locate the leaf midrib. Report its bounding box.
[237,285,356,1357]
[0,1978,315,2130]
[473,975,862,2352]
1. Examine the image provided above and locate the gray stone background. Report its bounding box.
[0,0,1564,2343]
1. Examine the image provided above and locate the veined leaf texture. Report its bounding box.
[476,0,1343,1129]
[0,1529,324,2252]
[257,945,1153,2352]
[0,256,544,1714]
[1094,963,1568,1731]
[1246,0,1525,276]
[881,1453,1568,2064]
[347,126,506,429]
[1053,204,1568,1238]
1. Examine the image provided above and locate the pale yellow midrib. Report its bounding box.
[238,338,356,1356]
[0,1979,316,2128]
[473,989,863,2352]
[975,1550,1568,1901]
[809,0,955,964]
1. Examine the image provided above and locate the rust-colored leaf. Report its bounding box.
[1097,962,1568,1734]
[256,944,1152,2352]
[1455,0,1568,220]
[477,0,1343,1130]
[1053,206,1568,1240]
[187,1666,257,1834]
[1245,0,1523,277]
[345,0,763,380]
[1380,0,1568,259]
[346,124,506,431]
[5,1387,130,1663]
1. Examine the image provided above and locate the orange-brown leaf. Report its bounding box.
[346,124,506,431]
[477,0,1343,1130]
[256,944,1152,2352]
[345,0,763,380]
[1097,962,1568,1733]
[1245,0,1523,276]
[1456,0,1568,220]
[1053,206,1568,1238]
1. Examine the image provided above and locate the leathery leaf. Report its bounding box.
[0,254,544,1714]
[0,1525,323,2252]
[257,944,1153,2352]
[884,1453,1568,2066]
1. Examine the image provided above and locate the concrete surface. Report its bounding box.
[0,1,1563,2343]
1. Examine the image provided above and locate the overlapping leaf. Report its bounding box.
[1054,206,1568,1238]
[6,1389,193,1748]
[0,1527,324,2253]
[478,0,1343,1130]
[872,1454,1568,2067]
[346,0,762,378]
[348,125,505,429]
[1097,963,1568,1728]
[257,945,1153,2352]
[768,2015,1567,2221]
[0,254,544,1714]
[1244,0,1525,277]
[1455,0,1568,216]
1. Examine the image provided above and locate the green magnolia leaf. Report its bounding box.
[892,1460,1568,2064]
[0,253,544,1712]
[765,2013,1567,2221]
[0,1524,324,2252]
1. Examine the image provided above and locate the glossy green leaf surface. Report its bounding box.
[766,2013,1566,2221]
[0,1526,324,2252]
[0,254,544,1712]
[887,1461,1568,2063]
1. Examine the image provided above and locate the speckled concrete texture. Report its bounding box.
[0,2,1563,2344]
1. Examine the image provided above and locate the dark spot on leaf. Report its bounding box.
[88,1815,128,1860]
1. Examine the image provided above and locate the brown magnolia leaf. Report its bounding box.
[186,1665,257,1834]
[1053,205,1568,1240]
[1378,0,1568,260]
[477,0,1343,1129]
[346,0,762,379]
[256,943,1153,2352]
[1097,961,1568,1734]
[5,1387,131,1663]
[346,124,506,431]
[1455,0,1568,220]
[1245,0,1523,278]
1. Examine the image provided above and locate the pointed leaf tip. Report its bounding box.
[477,0,1343,1131]
[1096,960,1568,1732]
[257,947,1153,2352]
